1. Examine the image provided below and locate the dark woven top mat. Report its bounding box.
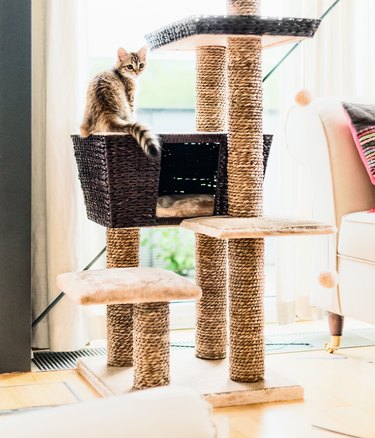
[145,15,321,51]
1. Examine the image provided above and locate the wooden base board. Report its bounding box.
[77,349,303,408]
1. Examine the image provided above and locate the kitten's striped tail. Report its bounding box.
[125,122,161,158]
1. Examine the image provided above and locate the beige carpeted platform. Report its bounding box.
[181,216,336,239]
[57,267,201,305]
[77,349,303,408]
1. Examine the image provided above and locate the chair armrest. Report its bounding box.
[286,97,375,229]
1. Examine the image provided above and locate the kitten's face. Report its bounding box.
[116,47,147,79]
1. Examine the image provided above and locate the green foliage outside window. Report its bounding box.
[141,228,195,277]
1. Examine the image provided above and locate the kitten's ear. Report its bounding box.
[137,45,148,59]
[117,47,128,62]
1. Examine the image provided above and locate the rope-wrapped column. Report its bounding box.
[195,234,227,359]
[106,228,139,367]
[133,302,170,389]
[227,0,260,14]
[195,46,228,359]
[196,47,227,132]
[227,0,265,382]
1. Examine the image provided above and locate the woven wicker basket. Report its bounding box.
[72,133,272,228]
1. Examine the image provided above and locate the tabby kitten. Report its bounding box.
[80,46,160,157]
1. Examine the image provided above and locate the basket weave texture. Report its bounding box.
[72,133,272,229]
[145,15,321,50]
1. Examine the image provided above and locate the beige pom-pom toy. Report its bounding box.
[319,271,339,288]
[295,89,313,106]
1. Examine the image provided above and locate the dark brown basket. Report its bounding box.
[72,133,272,228]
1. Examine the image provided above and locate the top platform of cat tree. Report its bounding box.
[145,15,321,51]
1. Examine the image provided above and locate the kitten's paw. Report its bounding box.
[80,126,90,138]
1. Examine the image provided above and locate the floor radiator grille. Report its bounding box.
[32,328,375,371]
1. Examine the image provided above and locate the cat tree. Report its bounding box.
[68,0,337,406]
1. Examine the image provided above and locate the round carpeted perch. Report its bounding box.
[195,46,228,360]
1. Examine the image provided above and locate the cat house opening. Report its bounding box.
[156,134,227,222]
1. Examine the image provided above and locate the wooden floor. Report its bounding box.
[220,346,375,438]
[0,344,374,437]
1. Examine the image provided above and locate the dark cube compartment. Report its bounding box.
[72,133,271,229]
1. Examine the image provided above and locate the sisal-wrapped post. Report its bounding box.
[227,0,260,14]
[195,46,228,359]
[133,302,170,389]
[106,228,139,367]
[227,0,265,381]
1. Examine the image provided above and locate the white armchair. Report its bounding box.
[286,97,375,351]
